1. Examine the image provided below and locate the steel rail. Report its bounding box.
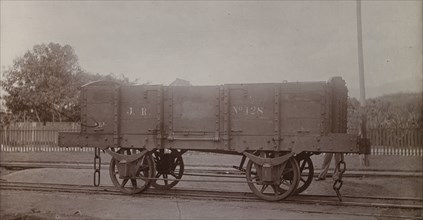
[1,184,421,219]
[0,162,243,175]
[1,181,420,204]
[2,161,422,178]
[1,181,422,211]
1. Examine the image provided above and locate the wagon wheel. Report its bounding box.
[109,148,154,194]
[151,149,184,190]
[293,155,314,195]
[246,152,300,201]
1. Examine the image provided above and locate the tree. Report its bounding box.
[1,43,135,123]
[347,92,422,131]
[364,93,422,128]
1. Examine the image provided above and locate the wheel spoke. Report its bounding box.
[131,179,137,189]
[300,160,306,172]
[163,174,168,185]
[169,171,178,178]
[271,185,279,195]
[300,177,306,183]
[155,172,162,178]
[121,179,129,188]
[260,184,269,193]
[280,179,291,186]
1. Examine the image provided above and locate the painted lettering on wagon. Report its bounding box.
[126,107,148,116]
[232,106,264,116]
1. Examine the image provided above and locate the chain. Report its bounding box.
[333,160,346,201]
[93,147,101,187]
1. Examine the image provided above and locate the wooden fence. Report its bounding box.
[367,128,422,156]
[368,128,422,147]
[369,146,423,156]
[0,123,422,156]
[0,122,92,152]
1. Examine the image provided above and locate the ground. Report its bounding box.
[0,151,422,219]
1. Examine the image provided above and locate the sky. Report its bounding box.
[1,1,422,99]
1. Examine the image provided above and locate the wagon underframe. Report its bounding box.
[59,132,363,154]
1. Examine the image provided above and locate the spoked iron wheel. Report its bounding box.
[246,152,300,201]
[293,154,314,195]
[109,148,155,194]
[151,149,184,190]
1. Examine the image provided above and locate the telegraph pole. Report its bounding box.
[356,0,369,166]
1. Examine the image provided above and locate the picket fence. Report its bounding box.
[0,122,92,152]
[0,122,422,156]
[368,128,422,147]
[369,146,423,156]
[367,128,422,156]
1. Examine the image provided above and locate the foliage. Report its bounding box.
[348,93,422,132]
[1,43,135,124]
[347,97,361,134]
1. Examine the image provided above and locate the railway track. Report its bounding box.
[0,161,245,179]
[1,181,422,219]
[1,161,421,177]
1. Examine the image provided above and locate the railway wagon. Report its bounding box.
[59,76,369,201]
